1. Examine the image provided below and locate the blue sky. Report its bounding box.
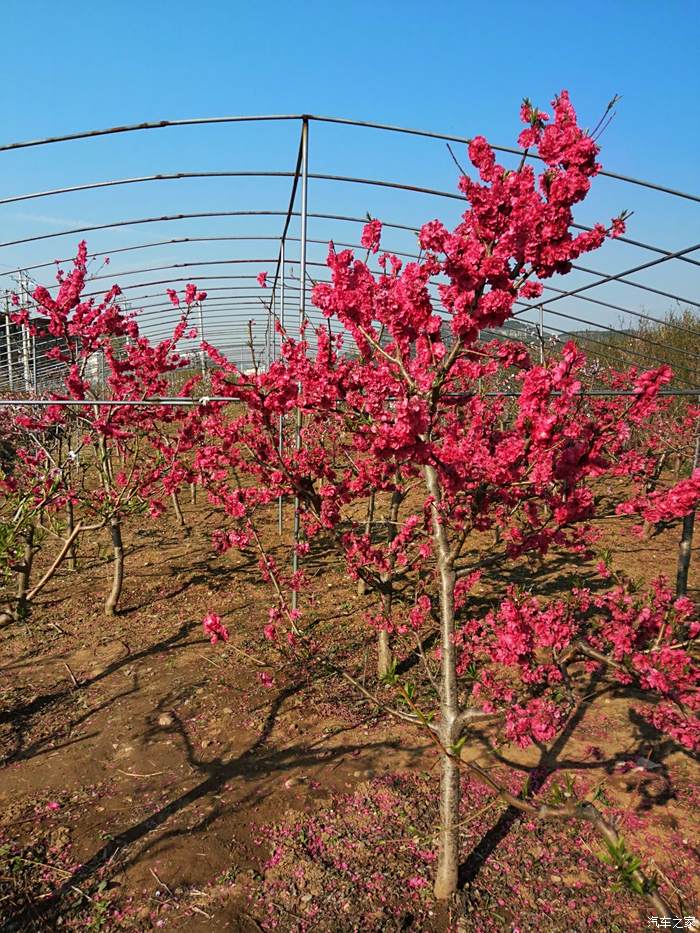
[0,0,698,353]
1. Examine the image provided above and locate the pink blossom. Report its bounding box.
[360,219,382,254]
[202,612,230,645]
[407,876,428,889]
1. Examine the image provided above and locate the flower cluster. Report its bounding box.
[142,93,700,753]
[202,612,230,644]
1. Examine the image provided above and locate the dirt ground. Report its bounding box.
[0,494,698,931]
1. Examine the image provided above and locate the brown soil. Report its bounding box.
[0,495,698,931]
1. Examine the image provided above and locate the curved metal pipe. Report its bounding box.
[1,111,697,203]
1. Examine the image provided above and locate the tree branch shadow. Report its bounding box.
[3,673,423,929]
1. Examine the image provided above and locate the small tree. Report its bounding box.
[199,92,699,909]
[2,249,205,618]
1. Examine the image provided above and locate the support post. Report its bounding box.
[4,293,13,391]
[20,275,31,391]
[676,400,700,597]
[538,305,545,365]
[22,328,30,391]
[198,300,206,377]
[278,239,286,535]
[292,118,309,611]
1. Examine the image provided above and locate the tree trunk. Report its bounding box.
[424,464,460,900]
[674,450,683,479]
[642,451,668,539]
[676,424,700,596]
[171,490,187,531]
[376,489,402,678]
[105,518,124,616]
[377,629,392,678]
[676,510,695,597]
[15,524,35,621]
[4,520,89,624]
[190,482,197,505]
[357,491,375,597]
[435,728,460,899]
[66,501,77,571]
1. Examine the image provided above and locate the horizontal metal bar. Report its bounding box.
[1,388,699,408]
[0,396,240,406]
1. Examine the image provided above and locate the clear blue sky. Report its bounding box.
[0,0,698,351]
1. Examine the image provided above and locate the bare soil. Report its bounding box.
[0,495,698,931]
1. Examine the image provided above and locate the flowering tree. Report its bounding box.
[0,405,44,623]
[613,395,700,595]
[197,92,699,907]
[582,363,700,594]
[0,246,205,619]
